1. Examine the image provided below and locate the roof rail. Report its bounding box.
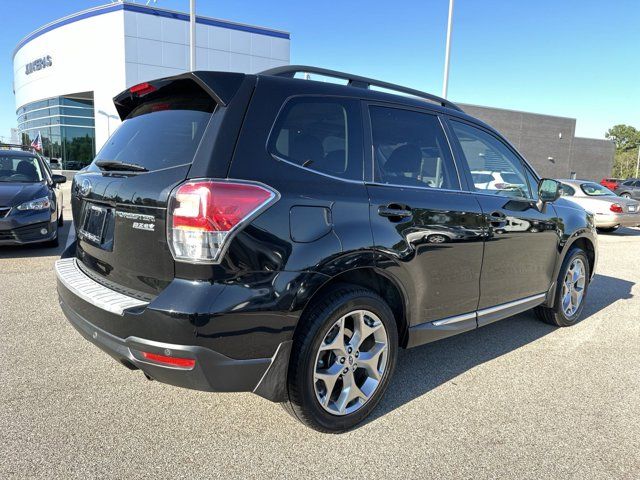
[259,65,463,112]
[0,143,35,152]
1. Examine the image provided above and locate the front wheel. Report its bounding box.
[535,248,590,327]
[284,285,398,433]
[620,193,632,199]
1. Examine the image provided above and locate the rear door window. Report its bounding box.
[268,97,363,181]
[96,89,216,171]
[368,106,460,190]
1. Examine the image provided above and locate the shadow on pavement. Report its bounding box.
[0,220,72,259]
[368,273,634,425]
[601,227,640,237]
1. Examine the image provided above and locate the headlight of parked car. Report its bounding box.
[16,196,51,211]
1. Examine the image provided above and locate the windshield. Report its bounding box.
[95,93,215,172]
[581,182,615,196]
[0,155,44,182]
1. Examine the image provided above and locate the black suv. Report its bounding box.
[56,66,597,432]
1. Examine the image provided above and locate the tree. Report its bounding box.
[606,124,639,178]
[605,124,640,152]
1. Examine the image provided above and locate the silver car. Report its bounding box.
[558,179,640,232]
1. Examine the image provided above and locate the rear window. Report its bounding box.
[96,89,215,171]
[268,97,363,181]
[581,182,615,196]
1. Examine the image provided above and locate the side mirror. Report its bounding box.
[538,178,560,203]
[52,174,67,184]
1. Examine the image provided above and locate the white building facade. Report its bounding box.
[13,2,290,170]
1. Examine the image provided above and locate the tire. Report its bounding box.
[284,284,398,433]
[597,226,618,233]
[620,193,632,199]
[535,248,590,327]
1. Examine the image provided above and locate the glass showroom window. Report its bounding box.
[17,93,96,170]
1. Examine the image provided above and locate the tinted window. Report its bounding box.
[581,182,615,196]
[269,97,362,181]
[96,92,215,171]
[369,106,459,189]
[0,155,44,182]
[623,180,635,186]
[451,120,531,199]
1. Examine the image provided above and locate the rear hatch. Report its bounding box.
[71,72,249,298]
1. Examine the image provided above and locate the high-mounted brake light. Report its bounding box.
[610,203,623,213]
[141,351,195,369]
[130,82,157,96]
[168,180,279,263]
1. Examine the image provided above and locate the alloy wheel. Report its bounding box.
[561,258,586,317]
[313,310,389,416]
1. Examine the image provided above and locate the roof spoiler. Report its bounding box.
[113,71,247,120]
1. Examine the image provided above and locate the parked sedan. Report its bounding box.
[614,178,640,199]
[558,179,640,232]
[0,148,66,246]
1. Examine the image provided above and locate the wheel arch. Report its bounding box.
[296,267,410,348]
[546,233,596,309]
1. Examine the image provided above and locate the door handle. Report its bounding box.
[378,205,412,220]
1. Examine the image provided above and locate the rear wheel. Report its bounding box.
[284,285,398,433]
[621,193,632,199]
[535,248,590,327]
[597,226,618,233]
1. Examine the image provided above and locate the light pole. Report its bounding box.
[190,0,196,70]
[442,0,454,99]
[97,110,118,137]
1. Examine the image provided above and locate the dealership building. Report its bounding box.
[12,2,290,170]
[13,2,613,179]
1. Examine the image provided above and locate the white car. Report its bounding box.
[471,170,528,196]
[558,179,640,232]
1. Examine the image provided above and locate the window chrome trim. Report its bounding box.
[55,258,148,316]
[271,153,367,185]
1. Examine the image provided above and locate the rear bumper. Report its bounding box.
[594,212,640,228]
[59,296,278,393]
[54,257,318,401]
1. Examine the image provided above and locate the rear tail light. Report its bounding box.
[610,203,623,213]
[129,82,157,96]
[168,180,279,263]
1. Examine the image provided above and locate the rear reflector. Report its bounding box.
[142,351,196,369]
[610,203,623,213]
[168,180,279,264]
[130,82,157,96]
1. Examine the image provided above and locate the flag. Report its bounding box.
[30,131,42,152]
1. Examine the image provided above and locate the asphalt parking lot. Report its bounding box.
[1,194,639,479]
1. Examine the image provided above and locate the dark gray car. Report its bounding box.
[614,179,640,199]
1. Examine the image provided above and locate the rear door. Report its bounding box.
[446,118,560,313]
[365,104,485,326]
[72,76,237,297]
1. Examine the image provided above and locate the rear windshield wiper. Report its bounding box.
[95,160,149,172]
